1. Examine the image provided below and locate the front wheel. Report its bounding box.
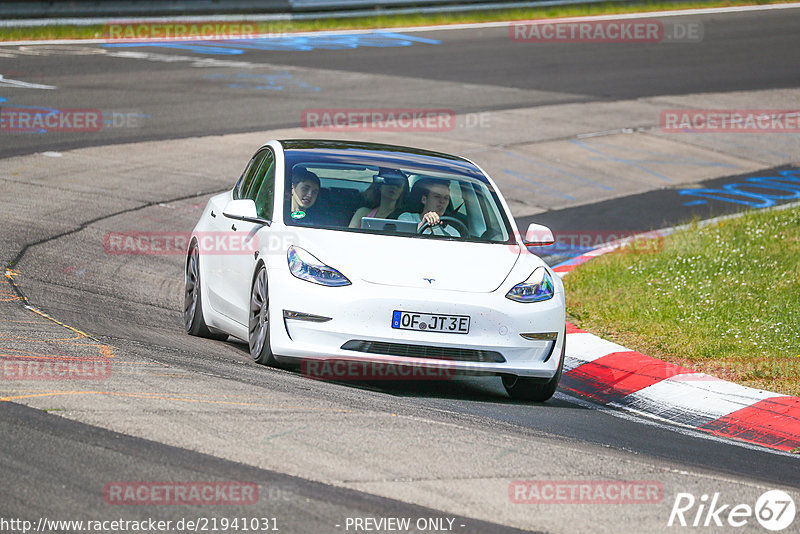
[184,244,227,340]
[502,332,565,402]
[249,265,276,366]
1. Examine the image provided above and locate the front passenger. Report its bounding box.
[289,168,321,225]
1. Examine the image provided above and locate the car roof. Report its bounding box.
[277,139,485,180]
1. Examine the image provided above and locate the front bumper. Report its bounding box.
[267,265,566,378]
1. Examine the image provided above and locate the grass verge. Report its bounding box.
[564,204,800,396]
[0,0,795,41]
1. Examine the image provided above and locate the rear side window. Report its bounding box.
[248,150,276,220]
[235,149,269,200]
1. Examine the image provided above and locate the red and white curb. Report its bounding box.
[552,222,800,453]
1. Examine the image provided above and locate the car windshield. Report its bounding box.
[282,150,513,244]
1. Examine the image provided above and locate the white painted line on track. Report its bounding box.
[0,74,57,89]
[564,332,631,364]
[625,376,785,424]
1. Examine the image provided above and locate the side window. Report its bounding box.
[450,181,466,214]
[236,150,268,200]
[248,149,276,220]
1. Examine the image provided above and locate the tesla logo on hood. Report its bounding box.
[423,278,435,284]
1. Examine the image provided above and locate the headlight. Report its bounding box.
[506,266,554,303]
[287,246,351,286]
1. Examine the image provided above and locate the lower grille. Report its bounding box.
[341,340,505,363]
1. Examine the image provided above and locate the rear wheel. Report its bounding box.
[503,332,565,402]
[249,265,276,366]
[184,244,227,340]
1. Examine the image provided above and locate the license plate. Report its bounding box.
[391,310,470,334]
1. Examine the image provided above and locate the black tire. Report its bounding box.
[249,264,277,366]
[503,331,566,402]
[184,243,228,340]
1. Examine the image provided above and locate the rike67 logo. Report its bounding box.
[668,490,795,531]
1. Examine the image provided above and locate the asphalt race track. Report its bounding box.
[1,6,799,533]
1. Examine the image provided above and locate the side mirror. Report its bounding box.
[222,199,268,225]
[523,223,555,247]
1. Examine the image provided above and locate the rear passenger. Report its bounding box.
[348,169,409,229]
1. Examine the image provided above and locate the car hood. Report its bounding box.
[290,231,522,293]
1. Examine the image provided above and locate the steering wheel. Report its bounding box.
[418,216,469,237]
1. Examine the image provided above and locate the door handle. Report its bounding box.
[231,224,237,231]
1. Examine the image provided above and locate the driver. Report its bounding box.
[289,167,321,224]
[398,179,460,237]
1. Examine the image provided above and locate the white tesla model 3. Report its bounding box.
[185,140,566,401]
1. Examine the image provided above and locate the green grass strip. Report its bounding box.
[565,204,800,396]
[0,0,795,41]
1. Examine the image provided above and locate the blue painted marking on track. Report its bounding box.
[372,31,442,44]
[102,32,441,55]
[680,189,773,208]
[205,71,320,92]
[678,168,800,209]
